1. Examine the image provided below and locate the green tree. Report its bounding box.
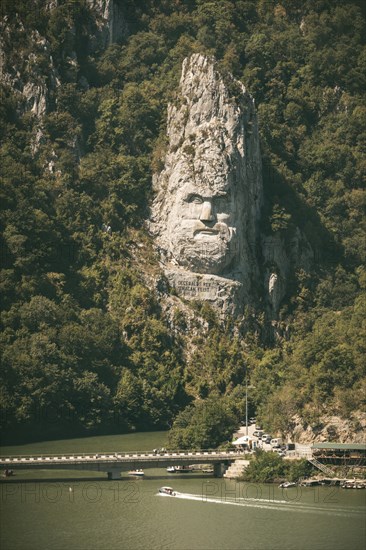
[241,449,287,483]
[168,397,237,449]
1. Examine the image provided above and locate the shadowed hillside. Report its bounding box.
[1,0,365,445]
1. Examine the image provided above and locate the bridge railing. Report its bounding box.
[0,449,247,462]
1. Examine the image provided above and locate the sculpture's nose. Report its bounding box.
[200,200,214,222]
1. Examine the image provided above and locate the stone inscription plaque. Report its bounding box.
[165,270,242,313]
[176,278,218,300]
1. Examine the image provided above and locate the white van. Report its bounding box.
[271,438,282,447]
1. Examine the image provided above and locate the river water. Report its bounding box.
[1,432,365,550]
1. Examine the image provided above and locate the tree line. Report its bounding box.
[1,0,365,444]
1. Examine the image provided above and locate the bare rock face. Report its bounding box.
[87,0,128,46]
[0,18,60,120]
[262,228,313,318]
[150,54,263,315]
[291,413,366,444]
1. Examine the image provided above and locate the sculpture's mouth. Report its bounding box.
[194,228,219,237]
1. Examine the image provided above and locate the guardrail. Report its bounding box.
[0,449,246,463]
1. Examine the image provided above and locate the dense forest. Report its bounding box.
[0,0,365,445]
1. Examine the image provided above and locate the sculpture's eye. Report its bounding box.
[188,194,203,204]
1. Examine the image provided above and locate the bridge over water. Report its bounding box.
[0,449,247,479]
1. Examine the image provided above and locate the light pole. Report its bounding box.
[245,372,255,438]
[245,371,248,436]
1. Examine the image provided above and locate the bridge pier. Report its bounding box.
[213,463,227,478]
[107,470,121,480]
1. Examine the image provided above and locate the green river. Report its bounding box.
[1,432,365,550]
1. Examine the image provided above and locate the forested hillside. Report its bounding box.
[1,0,365,444]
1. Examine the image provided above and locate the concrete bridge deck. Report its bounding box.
[0,449,246,479]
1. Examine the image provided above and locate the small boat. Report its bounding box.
[301,480,320,487]
[128,469,144,477]
[167,466,176,473]
[159,486,176,496]
[174,465,192,473]
[341,480,366,489]
[279,481,296,488]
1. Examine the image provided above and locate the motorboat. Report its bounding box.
[159,486,176,496]
[128,469,145,477]
[279,481,297,488]
[174,465,192,473]
[300,480,320,487]
[341,480,366,489]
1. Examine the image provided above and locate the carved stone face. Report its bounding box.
[151,54,262,285]
[165,152,241,275]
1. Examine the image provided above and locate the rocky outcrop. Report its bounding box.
[87,0,128,47]
[262,228,313,317]
[0,1,128,119]
[45,1,128,48]
[291,413,366,444]
[150,54,263,316]
[0,1,127,161]
[150,54,314,319]
[0,16,60,120]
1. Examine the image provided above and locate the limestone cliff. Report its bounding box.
[0,1,127,121]
[0,0,127,162]
[262,228,313,318]
[150,54,313,319]
[87,0,128,46]
[291,413,366,445]
[150,54,263,316]
[0,15,59,119]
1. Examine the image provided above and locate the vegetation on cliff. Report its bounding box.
[1,0,365,443]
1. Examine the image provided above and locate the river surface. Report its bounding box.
[1,432,365,550]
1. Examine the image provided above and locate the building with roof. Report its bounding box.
[311,442,366,467]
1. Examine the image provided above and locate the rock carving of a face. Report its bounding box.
[151,54,262,283]
[166,164,239,275]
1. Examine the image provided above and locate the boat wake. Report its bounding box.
[157,492,364,517]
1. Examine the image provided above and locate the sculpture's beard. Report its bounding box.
[168,221,238,275]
